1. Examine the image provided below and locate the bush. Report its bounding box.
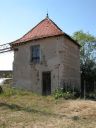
[63,92,75,99]
[53,88,79,99]
[53,88,64,99]
[86,93,96,100]
[1,85,31,97]
[73,91,81,98]
[3,87,16,97]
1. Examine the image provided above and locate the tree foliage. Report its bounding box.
[72,31,96,81]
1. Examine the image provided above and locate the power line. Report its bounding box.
[0,43,12,53]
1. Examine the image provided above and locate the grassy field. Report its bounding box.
[0,86,96,128]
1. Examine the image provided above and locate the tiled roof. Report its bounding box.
[11,17,80,47]
[12,17,64,46]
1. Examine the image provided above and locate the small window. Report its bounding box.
[30,45,40,63]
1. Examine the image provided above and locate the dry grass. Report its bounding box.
[0,87,96,128]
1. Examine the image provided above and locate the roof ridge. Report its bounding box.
[49,18,63,33]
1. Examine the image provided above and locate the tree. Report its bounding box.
[73,30,96,62]
[72,31,96,94]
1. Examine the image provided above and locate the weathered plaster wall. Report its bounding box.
[13,35,80,94]
[58,36,80,90]
[13,36,62,94]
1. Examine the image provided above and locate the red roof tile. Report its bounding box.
[12,17,64,46]
[11,17,80,47]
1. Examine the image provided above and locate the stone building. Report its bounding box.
[11,16,80,95]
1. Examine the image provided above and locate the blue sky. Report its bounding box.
[0,0,96,70]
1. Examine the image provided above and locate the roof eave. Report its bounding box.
[11,33,64,48]
[11,33,81,48]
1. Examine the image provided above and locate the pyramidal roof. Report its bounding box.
[21,17,64,40]
[11,16,80,47]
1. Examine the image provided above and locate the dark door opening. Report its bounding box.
[42,72,51,95]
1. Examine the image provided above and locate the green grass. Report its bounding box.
[0,85,96,128]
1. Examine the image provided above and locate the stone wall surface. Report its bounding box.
[13,35,80,94]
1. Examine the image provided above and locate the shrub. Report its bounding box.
[54,88,75,99]
[53,88,78,99]
[53,88,64,99]
[1,84,31,97]
[3,87,16,97]
[73,91,81,98]
[63,92,75,99]
[86,93,96,100]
